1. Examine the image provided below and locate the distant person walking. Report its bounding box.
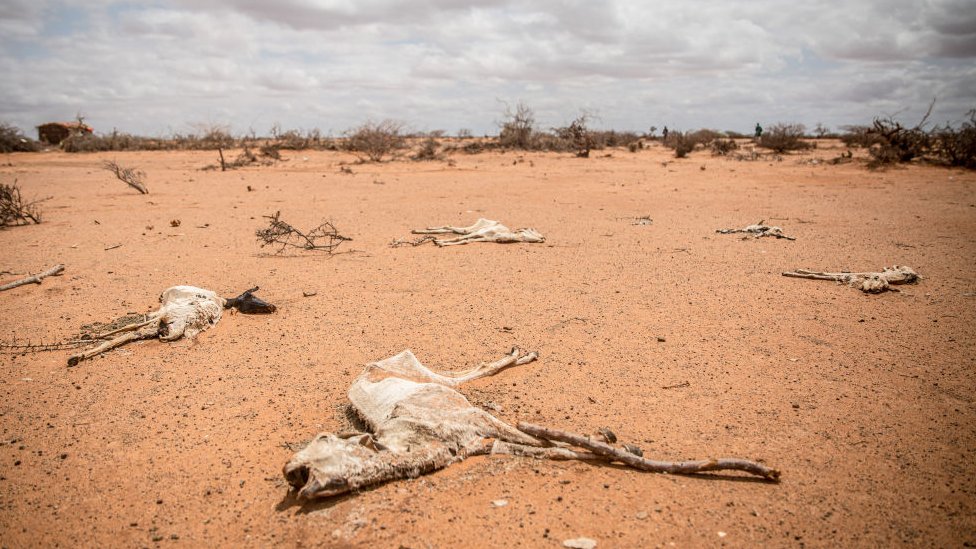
[754,123,763,138]
[662,126,669,141]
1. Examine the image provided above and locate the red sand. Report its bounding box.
[1,142,974,547]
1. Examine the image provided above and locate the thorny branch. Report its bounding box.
[518,422,781,481]
[1,181,46,227]
[256,211,351,254]
[102,160,148,194]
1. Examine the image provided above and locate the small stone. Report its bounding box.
[302,290,317,297]
[492,499,508,507]
[563,537,597,549]
[656,337,666,342]
[636,511,648,520]
[718,531,727,538]
[792,404,800,409]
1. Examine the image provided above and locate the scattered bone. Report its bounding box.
[67,286,275,366]
[716,220,795,240]
[0,264,64,292]
[284,349,780,500]
[405,218,545,246]
[631,216,652,226]
[782,265,919,293]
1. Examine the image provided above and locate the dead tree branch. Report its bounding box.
[517,422,780,481]
[1,181,46,226]
[102,160,148,194]
[256,211,351,254]
[0,264,64,292]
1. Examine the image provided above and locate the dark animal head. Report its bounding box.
[224,287,276,314]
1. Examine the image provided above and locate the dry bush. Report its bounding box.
[758,123,811,153]
[498,102,537,150]
[344,120,405,162]
[269,126,331,150]
[0,123,40,153]
[662,131,697,158]
[932,109,976,169]
[553,115,594,157]
[411,137,444,161]
[256,211,351,254]
[102,160,148,194]
[710,138,739,156]
[1,180,44,226]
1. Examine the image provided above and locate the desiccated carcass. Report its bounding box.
[716,221,795,240]
[67,286,275,366]
[405,218,545,246]
[782,265,919,293]
[284,349,779,500]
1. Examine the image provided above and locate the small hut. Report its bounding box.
[37,122,93,145]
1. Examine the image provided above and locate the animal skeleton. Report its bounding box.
[67,286,275,366]
[403,218,545,246]
[782,265,919,293]
[716,220,795,240]
[284,349,779,500]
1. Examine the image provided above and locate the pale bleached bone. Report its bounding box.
[782,265,919,293]
[68,286,225,366]
[716,220,795,240]
[408,218,544,246]
[283,349,780,500]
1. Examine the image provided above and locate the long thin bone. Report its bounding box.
[92,316,157,339]
[68,326,157,366]
[0,264,64,292]
[517,422,780,481]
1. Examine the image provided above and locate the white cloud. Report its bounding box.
[0,0,973,136]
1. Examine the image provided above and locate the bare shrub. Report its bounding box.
[758,123,811,153]
[663,131,697,158]
[710,138,739,156]
[1,180,45,226]
[270,126,329,150]
[553,115,594,157]
[498,102,537,150]
[102,160,148,194]
[0,123,40,153]
[411,137,444,161]
[932,109,976,169]
[256,211,351,254]
[344,120,405,162]
[864,110,932,169]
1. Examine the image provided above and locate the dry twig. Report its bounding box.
[256,211,351,254]
[518,422,780,481]
[102,160,148,194]
[0,264,64,292]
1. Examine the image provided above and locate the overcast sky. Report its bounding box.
[1,0,974,137]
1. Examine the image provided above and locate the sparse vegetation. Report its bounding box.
[0,123,40,153]
[499,102,537,150]
[102,160,149,194]
[554,115,594,157]
[256,211,351,254]
[411,136,444,161]
[932,109,976,169]
[344,120,405,162]
[1,180,45,226]
[710,138,739,156]
[758,123,811,153]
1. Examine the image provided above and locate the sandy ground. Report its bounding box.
[1,142,974,548]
